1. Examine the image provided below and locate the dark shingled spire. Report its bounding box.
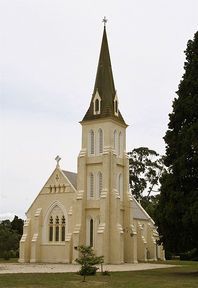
[82,26,126,126]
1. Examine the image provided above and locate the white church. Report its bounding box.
[19,23,164,264]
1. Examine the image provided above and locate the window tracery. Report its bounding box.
[48,206,66,243]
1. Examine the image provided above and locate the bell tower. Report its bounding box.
[72,21,134,264]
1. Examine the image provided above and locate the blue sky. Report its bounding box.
[0,0,198,220]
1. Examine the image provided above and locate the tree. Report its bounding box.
[128,147,164,199]
[75,245,104,282]
[0,220,21,259]
[0,216,24,259]
[128,147,164,218]
[156,31,198,254]
[11,216,24,236]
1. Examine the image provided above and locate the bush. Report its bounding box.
[3,251,10,260]
[165,251,173,260]
[180,249,198,261]
[79,266,98,276]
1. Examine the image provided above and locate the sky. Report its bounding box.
[0,0,197,220]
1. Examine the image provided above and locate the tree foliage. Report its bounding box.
[75,245,103,281]
[128,147,164,199]
[156,31,198,254]
[128,147,165,220]
[0,216,24,259]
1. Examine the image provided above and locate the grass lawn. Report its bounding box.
[0,261,197,288]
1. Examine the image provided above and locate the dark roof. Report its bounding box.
[82,26,126,126]
[62,170,77,190]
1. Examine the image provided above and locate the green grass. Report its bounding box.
[0,261,197,288]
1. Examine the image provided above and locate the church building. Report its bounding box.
[19,23,164,264]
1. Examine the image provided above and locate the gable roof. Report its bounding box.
[62,170,77,190]
[132,196,155,223]
[82,26,126,126]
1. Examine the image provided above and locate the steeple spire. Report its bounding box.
[82,23,126,125]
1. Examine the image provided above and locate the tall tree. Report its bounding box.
[128,147,164,200]
[156,31,198,253]
[128,147,164,219]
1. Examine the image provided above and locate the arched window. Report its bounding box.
[95,99,99,113]
[48,205,66,243]
[97,172,102,198]
[93,90,101,115]
[114,130,118,154]
[49,216,53,241]
[118,132,122,156]
[61,216,65,241]
[90,219,94,247]
[98,128,103,154]
[55,216,59,241]
[89,173,94,198]
[114,94,118,116]
[89,130,95,155]
[118,173,123,201]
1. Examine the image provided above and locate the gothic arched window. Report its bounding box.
[93,90,101,115]
[118,132,122,157]
[55,216,59,241]
[114,130,118,154]
[95,99,99,113]
[49,216,53,242]
[48,206,66,243]
[97,172,102,198]
[98,128,103,154]
[89,130,95,155]
[118,173,123,201]
[89,173,94,198]
[90,219,94,247]
[61,216,65,241]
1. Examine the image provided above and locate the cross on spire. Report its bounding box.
[102,16,108,26]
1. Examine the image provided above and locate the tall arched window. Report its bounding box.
[114,130,118,154]
[90,219,94,247]
[55,216,59,241]
[97,172,102,198]
[118,132,122,157]
[61,216,65,241]
[98,128,103,154]
[49,216,53,241]
[95,99,99,113]
[118,173,123,201]
[93,90,101,115]
[114,94,118,116]
[89,130,95,155]
[89,173,94,198]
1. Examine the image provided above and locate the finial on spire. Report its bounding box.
[55,155,61,168]
[102,16,108,27]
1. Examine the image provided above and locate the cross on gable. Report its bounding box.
[55,155,61,167]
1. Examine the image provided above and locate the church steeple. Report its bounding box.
[82,24,126,126]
